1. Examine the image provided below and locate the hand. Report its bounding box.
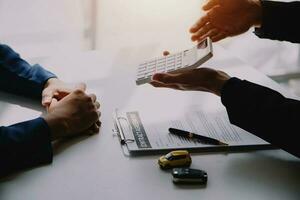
[43,89,101,140]
[42,78,86,108]
[150,68,230,96]
[190,0,262,42]
[150,50,230,96]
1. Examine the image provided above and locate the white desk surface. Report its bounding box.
[0,45,299,200]
[1,0,300,199]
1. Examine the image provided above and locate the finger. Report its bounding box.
[90,123,100,134]
[203,0,219,11]
[89,94,97,102]
[150,81,181,90]
[151,73,185,85]
[42,90,54,107]
[211,32,227,42]
[196,28,220,42]
[48,98,59,112]
[75,82,87,91]
[97,111,101,118]
[96,120,101,127]
[191,23,215,41]
[94,101,100,109]
[163,51,170,56]
[190,14,209,33]
[53,89,72,100]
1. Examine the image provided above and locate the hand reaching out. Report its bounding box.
[190,0,262,42]
[150,51,230,96]
[150,68,230,96]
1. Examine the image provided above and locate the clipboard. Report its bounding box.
[113,108,275,156]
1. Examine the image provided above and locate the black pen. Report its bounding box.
[169,128,228,146]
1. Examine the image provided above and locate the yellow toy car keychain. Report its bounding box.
[158,150,192,169]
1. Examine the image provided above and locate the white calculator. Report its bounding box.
[136,37,213,85]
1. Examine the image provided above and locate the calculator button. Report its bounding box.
[148,60,156,65]
[158,58,166,62]
[167,55,175,59]
[157,61,165,65]
[156,69,165,73]
[138,67,146,71]
[167,63,175,67]
[176,65,182,69]
[139,62,147,66]
[157,63,165,68]
[137,75,145,79]
[147,66,156,70]
[148,66,156,70]
[157,67,166,71]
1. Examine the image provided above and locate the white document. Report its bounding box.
[114,105,272,154]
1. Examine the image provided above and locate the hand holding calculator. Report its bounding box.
[136,37,213,85]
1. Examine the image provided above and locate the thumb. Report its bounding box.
[152,73,180,84]
[49,98,58,108]
[76,82,86,92]
[46,98,58,112]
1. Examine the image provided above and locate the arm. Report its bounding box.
[0,44,56,99]
[151,68,300,158]
[0,44,101,177]
[0,118,53,177]
[0,90,101,177]
[221,78,300,158]
[254,1,300,43]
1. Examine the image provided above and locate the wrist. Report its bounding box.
[211,71,231,96]
[44,77,59,89]
[249,0,263,27]
[42,114,68,141]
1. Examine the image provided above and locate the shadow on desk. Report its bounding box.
[0,91,43,113]
[0,133,100,182]
[52,132,101,156]
[225,151,300,194]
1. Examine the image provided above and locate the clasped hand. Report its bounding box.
[42,78,101,141]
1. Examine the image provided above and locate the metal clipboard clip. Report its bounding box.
[113,109,135,145]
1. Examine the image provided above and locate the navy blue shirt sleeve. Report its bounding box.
[221,78,300,158]
[0,44,56,176]
[254,1,300,43]
[0,117,53,177]
[0,44,56,99]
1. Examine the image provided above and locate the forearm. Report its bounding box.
[0,118,53,177]
[221,78,300,158]
[254,0,300,43]
[0,44,56,99]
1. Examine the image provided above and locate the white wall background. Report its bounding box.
[0,0,299,93]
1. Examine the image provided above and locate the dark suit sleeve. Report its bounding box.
[254,1,300,43]
[0,45,56,176]
[0,44,56,99]
[221,78,300,158]
[0,118,53,177]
